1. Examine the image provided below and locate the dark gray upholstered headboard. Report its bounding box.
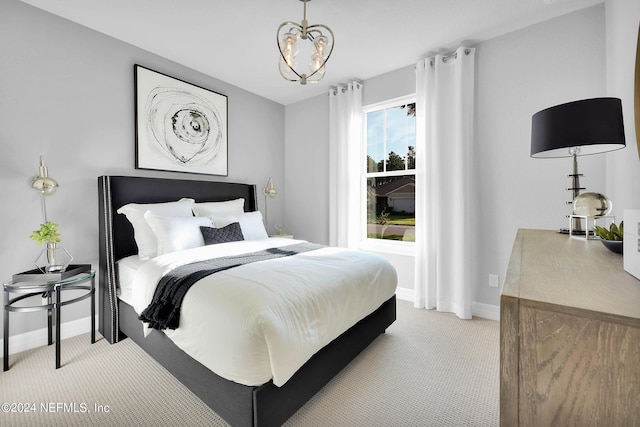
[98,175,258,343]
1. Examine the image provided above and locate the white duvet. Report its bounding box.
[129,238,397,387]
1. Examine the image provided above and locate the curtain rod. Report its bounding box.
[429,47,472,67]
[329,81,363,96]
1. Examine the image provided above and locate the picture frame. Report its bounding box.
[635,23,639,159]
[135,65,228,176]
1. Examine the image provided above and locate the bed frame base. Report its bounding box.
[98,175,397,426]
[119,295,396,426]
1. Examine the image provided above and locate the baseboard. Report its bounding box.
[394,287,415,302]
[1,315,98,356]
[471,302,500,321]
[395,288,500,321]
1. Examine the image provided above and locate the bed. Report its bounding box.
[98,175,397,426]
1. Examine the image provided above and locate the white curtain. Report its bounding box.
[414,46,475,319]
[329,81,363,248]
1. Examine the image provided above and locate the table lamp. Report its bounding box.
[531,97,625,233]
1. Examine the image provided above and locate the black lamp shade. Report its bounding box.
[531,97,625,158]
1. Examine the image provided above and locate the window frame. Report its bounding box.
[360,95,416,254]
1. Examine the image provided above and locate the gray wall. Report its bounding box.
[284,95,330,245]
[473,4,607,306]
[1,0,285,336]
[284,4,640,308]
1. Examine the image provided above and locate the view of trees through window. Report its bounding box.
[365,101,416,242]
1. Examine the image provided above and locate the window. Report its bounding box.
[363,98,416,243]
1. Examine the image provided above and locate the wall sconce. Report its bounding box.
[263,177,277,233]
[31,156,59,223]
[30,156,72,271]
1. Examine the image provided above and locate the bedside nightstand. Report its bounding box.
[3,269,95,371]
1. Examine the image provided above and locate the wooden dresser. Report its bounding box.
[500,229,640,426]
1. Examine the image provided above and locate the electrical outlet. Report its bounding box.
[489,274,499,288]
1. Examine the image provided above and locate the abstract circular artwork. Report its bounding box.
[146,87,223,165]
[135,65,228,176]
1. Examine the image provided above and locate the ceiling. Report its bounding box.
[19,0,602,105]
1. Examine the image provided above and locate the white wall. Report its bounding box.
[474,5,607,306]
[363,66,416,106]
[285,5,613,309]
[284,95,330,244]
[0,0,285,337]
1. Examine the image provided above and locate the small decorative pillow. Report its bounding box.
[117,198,195,260]
[193,198,245,218]
[200,222,245,245]
[143,212,212,256]
[210,211,268,240]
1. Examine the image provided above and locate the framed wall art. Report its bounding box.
[135,65,228,176]
[635,23,639,158]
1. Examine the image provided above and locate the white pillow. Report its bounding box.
[144,212,212,256]
[210,211,268,240]
[117,198,195,260]
[193,198,245,218]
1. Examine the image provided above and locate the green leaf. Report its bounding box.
[593,225,610,240]
[29,222,61,245]
[612,221,624,240]
[593,221,623,241]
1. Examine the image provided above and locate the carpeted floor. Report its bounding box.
[0,300,499,426]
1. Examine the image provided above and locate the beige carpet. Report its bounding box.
[0,300,499,426]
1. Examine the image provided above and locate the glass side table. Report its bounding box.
[3,270,95,371]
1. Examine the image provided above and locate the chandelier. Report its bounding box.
[277,0,334,85]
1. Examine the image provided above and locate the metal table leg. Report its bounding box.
[3,289,8,372]
[46,291,53,346]
[90,276,95,344]
[55,284,61,369]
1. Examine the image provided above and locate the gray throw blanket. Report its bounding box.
[139,242,323,330]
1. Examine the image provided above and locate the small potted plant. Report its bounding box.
[30,222,62,271]
[593,221,623,254]
[30,222,61,245]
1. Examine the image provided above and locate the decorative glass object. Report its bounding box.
[572,192,612,217]
[35,243,73,273]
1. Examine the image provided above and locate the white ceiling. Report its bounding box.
[19,0,603,105]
